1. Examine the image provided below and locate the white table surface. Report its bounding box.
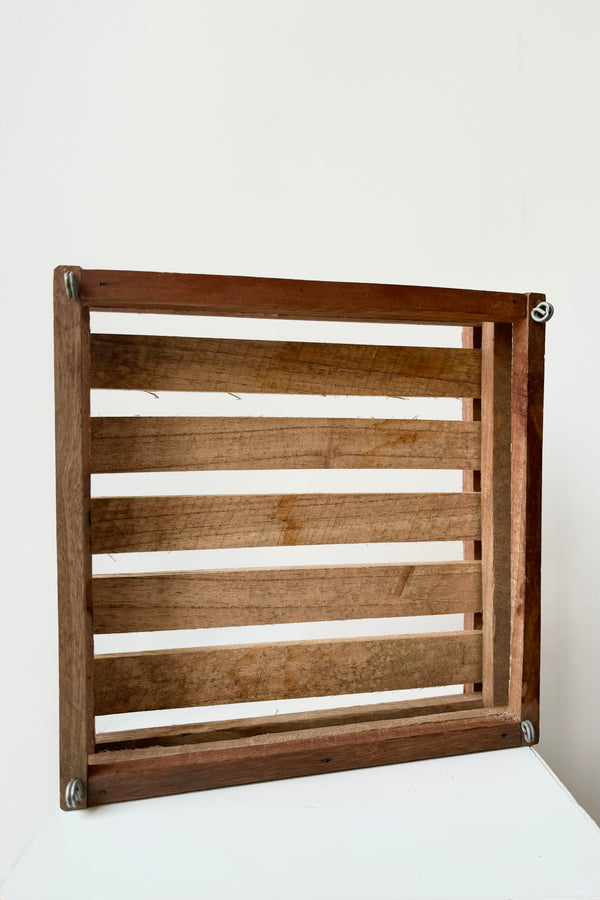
[2,747,599,900]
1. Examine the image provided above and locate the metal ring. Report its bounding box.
[64,270,79,300]
[521,720,536,744]
[65,778,84,809]
[530,300,554,324]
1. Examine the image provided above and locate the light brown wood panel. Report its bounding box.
[509,294,546,737]
[90,492,481,554]
[92,561,482,633]
[80,268,527,324]
[96,693,484,752]
[94,630,482,715]
[54,266,94,810]
[90,334,482,398]
[88,713,521,805]
[91,417,481,473]
[480,322,512,707]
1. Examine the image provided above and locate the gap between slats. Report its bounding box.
[90,392,464,421]
[90,311,466,347]
[92,541,466,575]
[93,615,466,655]
[95,684,467,734]
[91,470,463,497]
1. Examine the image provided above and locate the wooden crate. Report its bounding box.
[53,266,547,809]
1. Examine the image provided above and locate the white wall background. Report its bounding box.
[1,0,599,880]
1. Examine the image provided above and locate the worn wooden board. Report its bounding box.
[92,560,482,633]
[509,294,546,738]
[80,268,527,324]
[94,630,483,715]
[90,334,482,398]
[90,491,482,554]
[95,693,484,752]
[87,711,521,805]
[91,417,481,473]
[93,707,507,761]
[53,265,94,809]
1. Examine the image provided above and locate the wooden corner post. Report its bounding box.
[509,294,547,738]
[54,265,94,809]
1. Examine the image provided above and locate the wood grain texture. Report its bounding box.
[462,326,483,694]
[53,265,94,809]
[509,294,546,737]
[480,322,513,707]
[90,492,482,554]
[80,268,527,324]
[92,560,482,633]
[96,693,484,752]
[90,334,482,398]
[53,265,545,807]
[93,707,503,760]
[90,417,481,473]
[87,712,521,805]
[94,630,483,715]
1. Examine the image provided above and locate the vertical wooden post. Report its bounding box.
[54,265,94,808]
[509,295,546,736]
[480,322,512,707]
[462,326,482,694]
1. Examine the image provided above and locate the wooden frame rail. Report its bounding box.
[54,266,546,809]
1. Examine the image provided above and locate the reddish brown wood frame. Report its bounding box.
[53,266,546,809]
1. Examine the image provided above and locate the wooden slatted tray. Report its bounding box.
[53,266,546,809]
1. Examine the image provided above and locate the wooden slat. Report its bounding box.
[94,708,503,761]
[480,322,512,707]
[90,334,482,398]
[92,560,482,633]
[462,326,483,694]
[94,630,483,715]
[95,693,484,752]
[87,712,521,805]
[80,268,527,324]
[91,492,481,554]
[53,265,94,810]
[91,417,481,473]
[509,294,546,737]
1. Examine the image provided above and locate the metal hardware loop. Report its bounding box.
[65,778,84,809]
[530,300,554,324]
[521,720,536,744]
[64,270,79,300]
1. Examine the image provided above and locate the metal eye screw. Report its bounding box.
[65,778,84,809]
[530,300,554,323]
[64,270,79,300]
[521,720,536,744]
